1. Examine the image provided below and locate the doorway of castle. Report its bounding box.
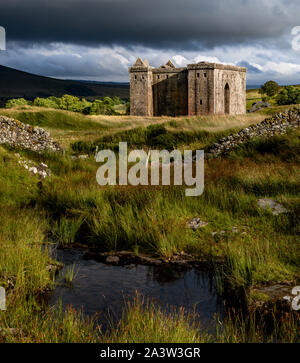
[224,83,230,114]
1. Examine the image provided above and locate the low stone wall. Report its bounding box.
[0,115,61,153]
[206,108,300,158]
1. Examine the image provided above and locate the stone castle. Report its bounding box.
[129,58,246,117]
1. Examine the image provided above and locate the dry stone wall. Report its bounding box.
[0,115,62,153]
[205,108,300,158]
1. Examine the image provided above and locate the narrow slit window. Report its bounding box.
[204,73,207,78]
[197,73,200,78]
[134,75,137,80]
[200,100,203,105]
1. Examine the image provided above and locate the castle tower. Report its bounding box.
[129,57,153,116]
[187,62,246,116]
[187,63,215,116]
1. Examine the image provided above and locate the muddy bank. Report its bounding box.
[82,249,220,270]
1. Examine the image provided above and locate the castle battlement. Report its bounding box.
[129,58,247,117]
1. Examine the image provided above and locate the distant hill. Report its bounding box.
[0,65,129,105]
[70,80,130,86]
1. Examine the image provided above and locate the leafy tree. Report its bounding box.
[102,97,114,106]
[33,97,59,108]
[5,98,30,108]
[112,96,123,105]
[259,81,280,97]
[276,86,300,105]
[4,94,123,115]
[125,102,130,115]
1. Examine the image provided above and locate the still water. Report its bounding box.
[49,249,224,331]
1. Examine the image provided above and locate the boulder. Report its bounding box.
[248,101,271,113]
[105,255,120,264]
[187,218,208,231]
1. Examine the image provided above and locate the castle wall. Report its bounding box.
[152,69,188,116]
[187,66,215,115]
[129,66,153,116]
[214,66,246,115]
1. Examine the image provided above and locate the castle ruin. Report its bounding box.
[129,58,246,117]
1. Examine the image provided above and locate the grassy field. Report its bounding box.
[246,85,300,111]
[0,104,299,342]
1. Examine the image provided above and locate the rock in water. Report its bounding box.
[105,256,120,264]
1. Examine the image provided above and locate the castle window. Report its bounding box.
[204,73,207,78]
[200,100,203,105]
[166,75,169,79]
[157,75,160,79]
[142,75,145,80]
[197,73,200,78]
[134,75,137,80]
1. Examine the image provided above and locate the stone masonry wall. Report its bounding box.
[0,115,62,153]
[205,108,300,159]
[152,69,188,116]
[129,63,153,117]
[129,59,246,117]
[187,66,215,116]
[214,68,246,115]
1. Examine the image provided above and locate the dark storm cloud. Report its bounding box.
[0,0,298,49]
[237,61,262,73]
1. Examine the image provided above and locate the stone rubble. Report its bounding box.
[187,217,208,230]
[15,153,51,179]
[248,101,271,113]
[0,115,62,153]
[257,198,290,215]
[205,108,300,159]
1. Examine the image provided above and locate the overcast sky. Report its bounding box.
[1,0,300,85]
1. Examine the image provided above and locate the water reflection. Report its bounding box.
[49,249,223,331]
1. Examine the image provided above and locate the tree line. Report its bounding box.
[4,95,130,115]
[259,80,300,105]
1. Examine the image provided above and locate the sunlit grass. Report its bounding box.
[0,104,299,342]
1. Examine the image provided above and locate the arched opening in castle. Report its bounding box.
[129,58,247,117]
